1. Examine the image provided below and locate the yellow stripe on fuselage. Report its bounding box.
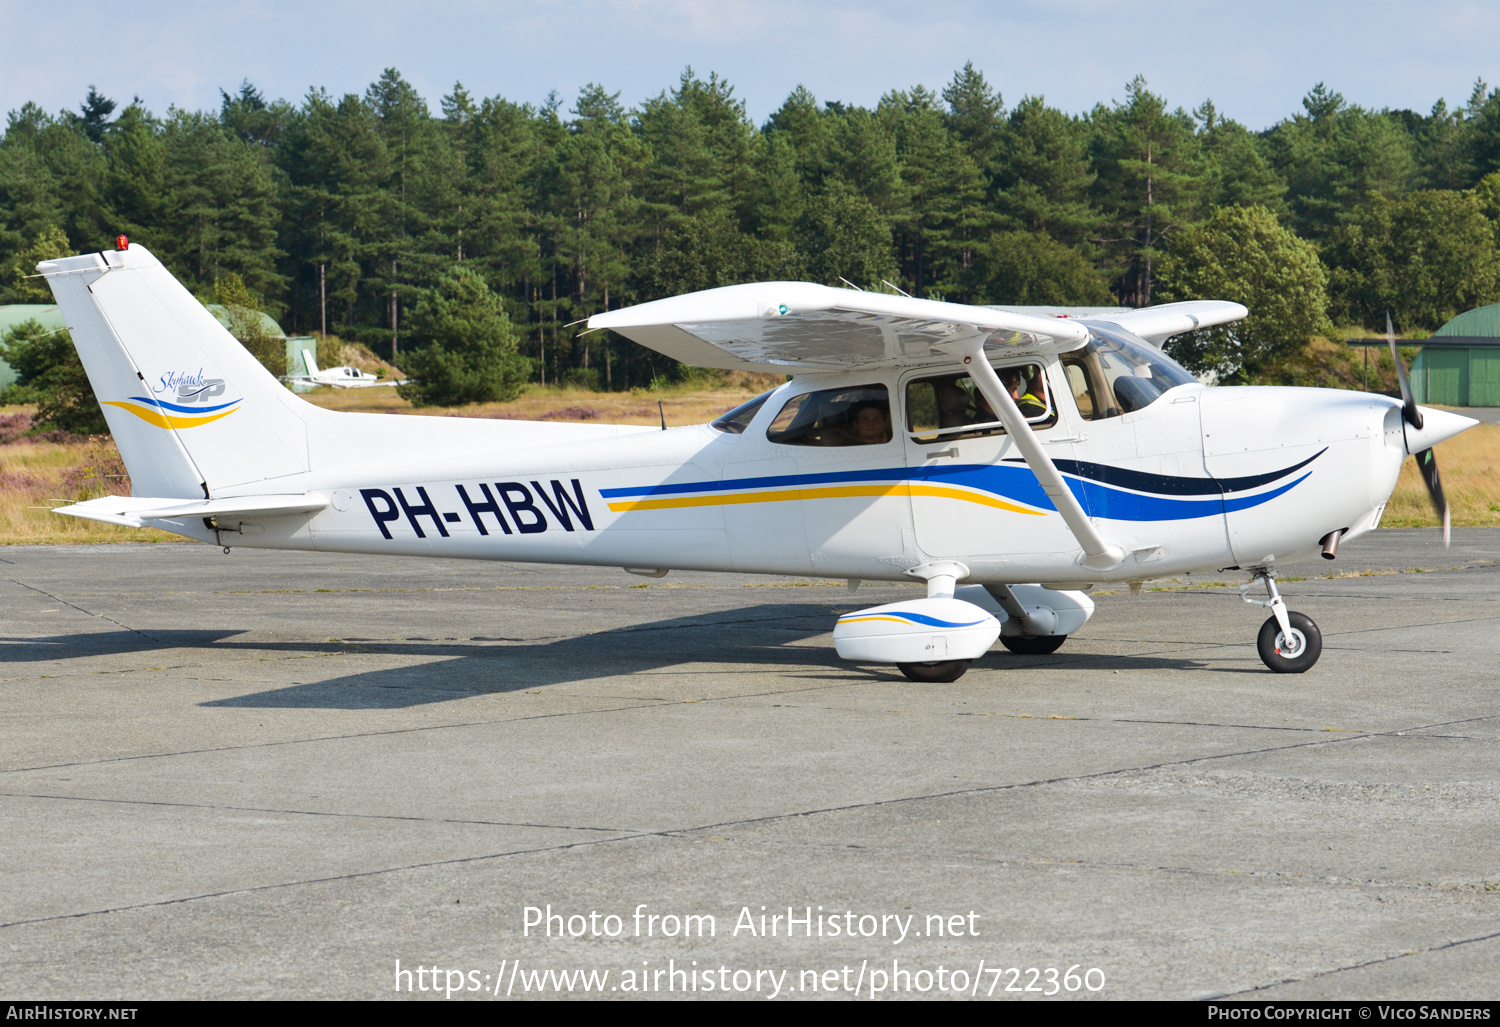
[606,482,1043,516]
[103,401,239,430]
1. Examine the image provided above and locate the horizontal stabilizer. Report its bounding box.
[54,493,329,528]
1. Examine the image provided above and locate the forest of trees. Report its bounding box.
[5,66,1500,390]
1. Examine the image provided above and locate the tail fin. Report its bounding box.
[39,245,313,498]
[302,348,320,377]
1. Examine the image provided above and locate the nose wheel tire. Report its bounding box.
[1000,634,1068,655]
[1256,612,1322,673]
[897,660,971,683]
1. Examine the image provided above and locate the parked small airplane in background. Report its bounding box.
[41,241,1475,680]
[283,349,405,389]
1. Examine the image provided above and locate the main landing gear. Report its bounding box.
[1241,570,1322,673]
[998,634,1068,655]
[897,660,972,683]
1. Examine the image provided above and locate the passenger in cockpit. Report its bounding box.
[849,399,892,444]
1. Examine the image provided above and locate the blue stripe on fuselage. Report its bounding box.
[600,455,1319,522]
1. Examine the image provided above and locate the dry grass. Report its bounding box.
[0,426,176,544]
[298,372,783,426]
[1384,421,1500,527]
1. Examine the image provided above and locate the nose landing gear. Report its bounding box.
[1241,571,1322,673]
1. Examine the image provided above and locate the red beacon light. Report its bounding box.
[115,234,129,251]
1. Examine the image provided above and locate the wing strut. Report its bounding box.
[953,338,1125,572]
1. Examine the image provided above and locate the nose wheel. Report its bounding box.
[1242,571,1322,673]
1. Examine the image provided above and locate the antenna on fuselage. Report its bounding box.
[881,279,912,297]
[658,399,666,431]
[838,277,864,291]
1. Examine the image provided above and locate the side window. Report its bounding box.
[904,364,1056,442]
[1061,356,1116,421]
[1063,363,1095,419]
[767,385,891,446]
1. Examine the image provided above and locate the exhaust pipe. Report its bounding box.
[1320,530,1344,560]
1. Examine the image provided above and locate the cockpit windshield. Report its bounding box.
[1061,323,1198,420]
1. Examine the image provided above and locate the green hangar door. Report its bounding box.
[1471,348,1500,406]
[1424,349,1469,406]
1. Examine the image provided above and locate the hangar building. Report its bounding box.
[1408,303,1500,407]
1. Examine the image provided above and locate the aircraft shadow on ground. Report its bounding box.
[0,628,245,661]
[203,603,844,708]
[3,606,1224,709]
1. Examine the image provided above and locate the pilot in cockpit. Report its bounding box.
[1002,368,1047,419]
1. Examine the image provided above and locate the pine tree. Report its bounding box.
[400,266,530,405]
[76,86,116,143]
[1261,84,1416,240]
[1089,77,1207,306]
[942,62,1005,184]
[881,87,982,297]
[1193,100,1288,215]
[99,104,166,248]
[158,110,285,306]
[278,88,390,342]
[996,96,1102,250]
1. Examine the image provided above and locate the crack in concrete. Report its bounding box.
[1213,926,1500,999]
[7,578,166,645]
[0,790,629,834]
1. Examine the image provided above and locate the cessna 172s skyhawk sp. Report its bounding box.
[42,242,1475,680]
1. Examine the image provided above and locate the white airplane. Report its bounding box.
[41,242,1475,679]
[283,349,405,388]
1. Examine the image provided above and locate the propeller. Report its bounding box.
[1386,312,1450,545]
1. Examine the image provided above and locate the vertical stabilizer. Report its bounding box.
[302,348,320,377]
[39,246,313,498]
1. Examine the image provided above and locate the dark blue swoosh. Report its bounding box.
[1007,449,1326,496]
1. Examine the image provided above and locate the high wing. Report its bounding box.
[587,282,1091,373]
[990,300,1249,347]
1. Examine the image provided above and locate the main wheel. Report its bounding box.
[999,633,1068,655]
[1256,612,1322,673]
[897,659,971,683]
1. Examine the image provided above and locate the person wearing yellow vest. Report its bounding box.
[1001,367,1048,418]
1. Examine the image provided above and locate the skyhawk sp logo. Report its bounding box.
[103,368,243,429]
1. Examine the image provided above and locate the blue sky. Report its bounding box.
[3,0,1498,130]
